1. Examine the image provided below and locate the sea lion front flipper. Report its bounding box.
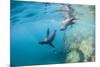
[70,22,75,28]
[49,43,55,48]
[47,28,50,37]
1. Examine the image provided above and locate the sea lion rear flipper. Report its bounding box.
[49,43,55,48]
[47,28,50,37]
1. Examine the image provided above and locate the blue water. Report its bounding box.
[10,1,95,66]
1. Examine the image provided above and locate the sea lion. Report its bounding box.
[60,17,76,31]
[39,28,56,48]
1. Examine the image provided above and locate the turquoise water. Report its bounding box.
[10,1,95,66]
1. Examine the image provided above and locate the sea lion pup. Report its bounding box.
[60,17,76,31]
[39,28,56,48]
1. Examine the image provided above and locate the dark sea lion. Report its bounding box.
[39,28,56,48]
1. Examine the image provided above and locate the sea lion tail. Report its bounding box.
[49,43,55,48]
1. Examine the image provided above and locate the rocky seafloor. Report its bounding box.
[63,5,95,63]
